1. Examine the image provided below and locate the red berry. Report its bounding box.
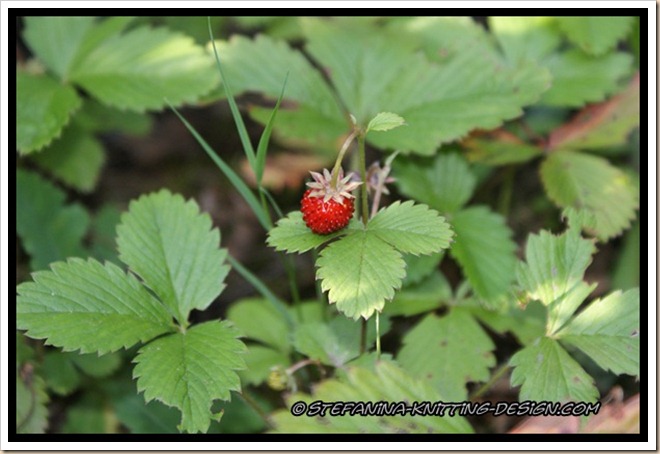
[301,189,354,235]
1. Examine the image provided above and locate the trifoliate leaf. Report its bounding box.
[227,298,291,353]
[557,17,634,56]
[316,230,406,320]
[69,26,218,111]
[368,201,453,255]
[366,112,406,133]
[17,258,173,354]
[271,360,474,433]
[133,320,246,433]
[546,281,597,336]
[449,206,517,305]
[558,289,640,376]
[547,74,640,152]
[17,169,89,271]
[397,308,495,401]
[117,190,229,324]
[540,50,633,107]
[32,121,105,193]
[267,211,357,254]
[218,20,549,155]
[23,17,95,79]
[541,150,639,240]
[516,229,595,306]
[17,72,82,154]
[510,337,598,402]
[394,152,476,214]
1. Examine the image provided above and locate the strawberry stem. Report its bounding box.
[330,129,358,187]
[357,133,369,225]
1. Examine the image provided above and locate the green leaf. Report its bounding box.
[510,337,598,402]
[61,396,107,433]
[23,17,95,79]
[368,201,453,255]
[468,300,547,346]
[364,50,550,155]
[133,320,246,433]
[240,345,290,386]
[316,230,406,320]
[397,308,495,401]
[366,112,406,133]
[401,252,444,287]
[69,26,218,111]
[558,289,640,376]
[293,322,358,367]
[541,150,639,240]
[219,20,549,155]
[293,316,389,368]
[76,99,152,135]
[547,74,640,152]
[516,229,595,306]
[71,352,122,378]
[113,391,180,434]
[390,17,495,62]
[394,152,476,213]
[267,211,356,254]
[540,50,633,107]
[489,16,561,64]
[271,360,473,433]
[17,258,174,354]
[42,351,81,396]
[557,17,634,56]
[215,33,345,143]
[16,169,89,270]
[32,121,105,192]
[464,137,543,166]
[612,221,640,290]
[449,206,517,305]
[116,190,229,324]
[227,298,291,353]
[17,72,82,154]
[89,204,122,264]
[385,270,451,317]
[16,365,49,433]
[546,282,597,336]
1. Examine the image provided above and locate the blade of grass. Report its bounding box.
[168,103,272,230]
[207,17,256,173]
[255,72,289,184]
[260,187,284,220]
[227,254,293,327]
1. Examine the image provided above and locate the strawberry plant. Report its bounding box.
[14,15,645,439]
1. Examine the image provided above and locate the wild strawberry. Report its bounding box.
[301,168,361,235]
